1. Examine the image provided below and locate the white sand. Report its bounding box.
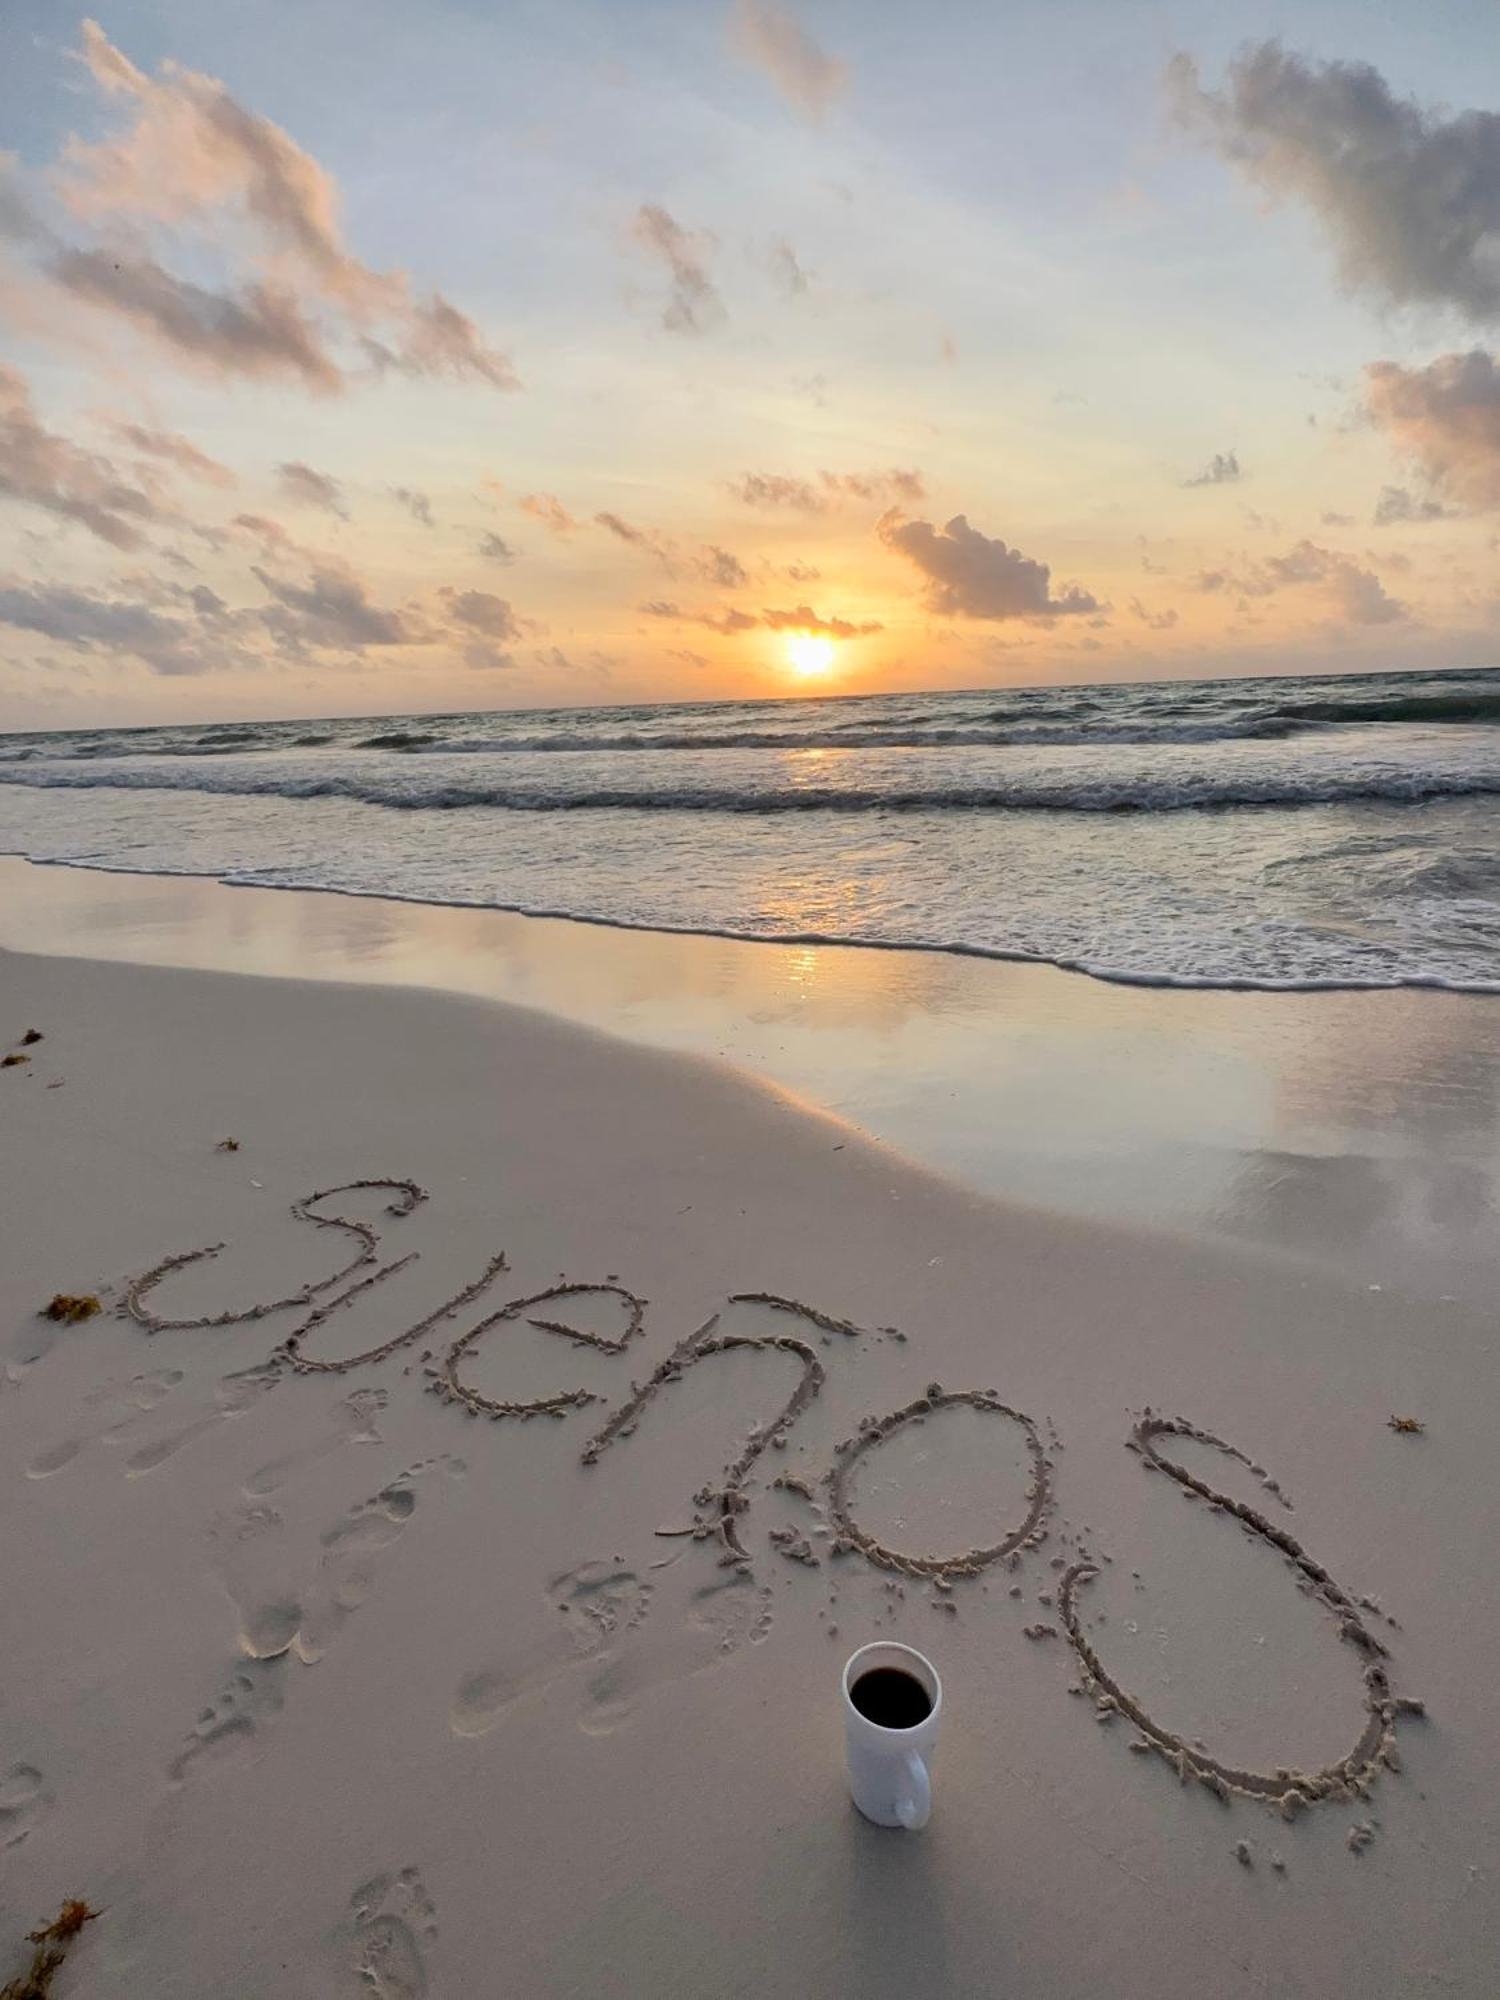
[1,940,1496,1996]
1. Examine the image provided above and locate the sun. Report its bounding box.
[784,632,836,679]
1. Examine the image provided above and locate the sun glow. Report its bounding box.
[784,632,836,679]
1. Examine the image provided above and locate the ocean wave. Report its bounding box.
[6,759,1500,814]
[1268,690,1500,727]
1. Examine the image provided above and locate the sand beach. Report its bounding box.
[2,866,1496,1996]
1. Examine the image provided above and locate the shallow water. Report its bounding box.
[4,666,1500,989]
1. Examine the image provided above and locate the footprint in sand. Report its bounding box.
[0,1763,52,1850]
[451,1560,772,1741]
[349,1867,438,1999]
[26,1368,185,1479]
[173,1457,465,1788]
[166,1658,287,1788]
[213,1455,465,1667]
[120,1361,282,1477]
[243,1386,388,1497]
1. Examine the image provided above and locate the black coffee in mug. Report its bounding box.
[851,1666,932,1730]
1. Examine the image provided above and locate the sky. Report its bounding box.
[1,0,1499,728]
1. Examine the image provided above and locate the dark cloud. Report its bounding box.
[631,206,724,335]
[1364,351,1500,509]
[1321,510,1354,527]
[438,588,521,640]
[254,564,410,646]
[54,248,343,393]
[1169,43,1500,322]
[878,511,1099,620]
[1372,484,1457,525]
[277,461,348,516]
[113,422,235,487]
[0,363,164,550]
[729,0,846,120]
[1184,450,1241,488]
[0,578,221,674]
[393,486,435,527]
[477,531,515,564]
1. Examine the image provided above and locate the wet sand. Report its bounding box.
[1,910,1497,1994]
[4,854,1499,1306]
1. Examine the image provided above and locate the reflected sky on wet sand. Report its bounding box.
[3,856,1496,1307]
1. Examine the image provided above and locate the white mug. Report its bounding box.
[841,1641,942,1830]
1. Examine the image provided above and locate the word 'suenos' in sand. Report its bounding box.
[113,1177,1423,1829]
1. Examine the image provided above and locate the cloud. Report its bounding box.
[1364,351,1500,509]
[393,486,434,527]
[0,577,223,674]
[1184,450,1241,487]
[768,237,809,297]
[1128,597,1179,629]
[15,24,515,394]
[594,512,747,587]
[276,460,347,516]
[438,587,521,640]
[639,599,879,638]
[0,363,164,550]
[54,248,343,392]
[631,205,724,334]
[728,467,925,511]
[878,511,1100,620]
[254,563,410,646]
[1372,483,1457,525]
[519,492,578,536]
[595,509,665,551]
[477,531,515,564]
[1321,510,1354,527]
[112,421,235,487]
[760,604,882,638]
[694,545,748,588]
[729,472,825,511]
[729,0,846,120]
[1192,538,1408,623]
[1169,43,1500,322]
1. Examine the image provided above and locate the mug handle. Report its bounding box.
[895,1751,930,1830]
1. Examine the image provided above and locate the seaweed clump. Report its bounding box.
[1,1054,29,1069]
[1,1900,99,2000]
[19,1030,42,1046]
[42,1294,101,1324]
[1387,1415,1425,1435]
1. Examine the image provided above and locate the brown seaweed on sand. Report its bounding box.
[42,1293,101,1324]
[1,1901,99,2000]
[1387,1415,1425,1435]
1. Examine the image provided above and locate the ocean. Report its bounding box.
[3,664,1500,991]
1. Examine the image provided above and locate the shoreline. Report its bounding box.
[1,938,1495,1996]
[10,840,1500,997]
[3,853,1498,1308]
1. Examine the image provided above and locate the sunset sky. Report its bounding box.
[2,0,1498,727]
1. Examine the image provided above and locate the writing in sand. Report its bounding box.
[113,1175,1422,1822]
